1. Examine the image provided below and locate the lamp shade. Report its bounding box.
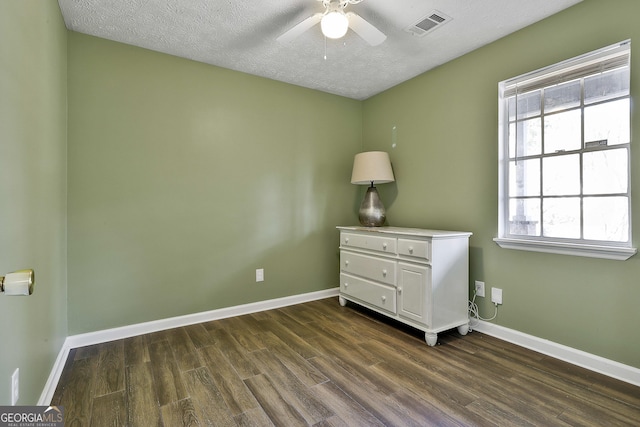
[321,11,349,39]
[351,151,395,185]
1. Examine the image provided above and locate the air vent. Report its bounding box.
[405,10,452,37]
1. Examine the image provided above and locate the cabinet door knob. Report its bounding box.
[398,287,402,294]
[344,283,348,288]
[408,246,414,254]
[382,269,387,277]
[383,243,387,250]
[381,295,386,302]
[345,260,349,266]
[345,238,349,244]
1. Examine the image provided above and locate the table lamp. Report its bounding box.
[351,151,395,227]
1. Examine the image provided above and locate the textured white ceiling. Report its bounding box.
[57,0,582,100]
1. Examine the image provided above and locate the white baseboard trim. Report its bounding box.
[38,287,339,405]
[65,288,339,349]
[474,320,640,387]
[38,341,72,406]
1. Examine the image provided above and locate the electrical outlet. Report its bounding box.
[475,280,485,297]
[491,287,503,305]
[256,268,264,282]
[11,368,19,406]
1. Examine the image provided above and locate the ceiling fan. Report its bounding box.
[277,0,386,46]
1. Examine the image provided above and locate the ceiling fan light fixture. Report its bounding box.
[321,11,349,39]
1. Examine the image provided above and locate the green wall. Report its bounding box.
[67,33,362,334]
[363,0,640,368]
[0,1,68,405]
[3,0,637,405]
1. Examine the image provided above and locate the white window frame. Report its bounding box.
[494,41,637,260]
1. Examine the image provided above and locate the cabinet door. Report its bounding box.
[397,263,431,326]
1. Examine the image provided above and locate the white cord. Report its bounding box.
[468,290,498,332]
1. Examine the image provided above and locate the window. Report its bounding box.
[495,41,636,260]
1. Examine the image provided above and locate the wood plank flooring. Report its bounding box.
[51,297,640,426]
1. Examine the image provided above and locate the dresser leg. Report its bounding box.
[457,323,470,336]
[425,332,438,346]
[338,296,347,307]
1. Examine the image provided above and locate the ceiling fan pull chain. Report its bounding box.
[324,36,327,60]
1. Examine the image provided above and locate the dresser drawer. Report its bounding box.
[341,232,396,254]
[341,251,396,286]
[340,273,396,314]
[398,238,431,261]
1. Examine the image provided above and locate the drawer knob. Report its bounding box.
[381,295,386,302]
[383,243,387,250]
[398,287,402,294]
[345,260,349,266]
[408,246,414,254]
[344,283,348,288]
[382,269,387,277]
[345,238,349,244]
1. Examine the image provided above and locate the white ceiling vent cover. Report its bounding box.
[405,10,452,37]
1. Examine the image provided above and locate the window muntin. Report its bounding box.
[498,41,632,252]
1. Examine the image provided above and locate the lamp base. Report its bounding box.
[359,186,386,227]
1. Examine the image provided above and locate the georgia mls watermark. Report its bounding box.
[0,406,63,427]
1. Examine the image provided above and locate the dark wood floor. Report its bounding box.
[51,297,640,426]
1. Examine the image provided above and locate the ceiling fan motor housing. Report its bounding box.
[278,0,386,47]
[321,0,364,10]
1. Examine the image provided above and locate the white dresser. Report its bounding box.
[337,226,472,346]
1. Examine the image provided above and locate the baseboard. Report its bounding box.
[38,287,339,405]
[37,342,72,406]
[474,320,640,387]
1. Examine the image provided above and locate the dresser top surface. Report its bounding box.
[337,226,472,239]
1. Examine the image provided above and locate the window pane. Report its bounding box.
[509,118,541,157]
[544,110,581,153]
[544,80,580,113]
[543,154,580,195]
[584,67,630,105]
[509,90,541,120]
[584,99,630,146]
[508,96,515,121]
[509,159,540,197]
[584,196,629,242]
[583,149,628,195]
[509,198,540,236]
[543,197,580,238]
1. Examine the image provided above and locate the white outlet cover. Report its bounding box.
[492,287,503,305]
[475,280,485,297]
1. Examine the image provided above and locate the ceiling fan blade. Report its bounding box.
[277,13,323,43]
[346,12,386,46]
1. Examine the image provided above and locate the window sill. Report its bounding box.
[493,237,637,260]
